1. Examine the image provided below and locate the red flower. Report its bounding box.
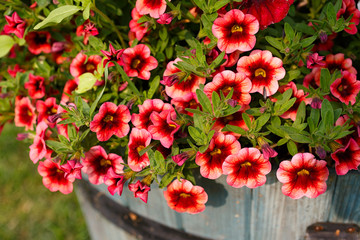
[204,70,252,105]
[29,122,51,164]
[212,9,259,53]
[157,13,174,24]
[307,53,325,69]
[61,79,78,104]
[101,43,123,67]
[25,31,52,55]
[276,153,329,199]
[135,0,168,19]
[337,0,360,34]
[90,102,131,142]
[237,50,286,96]
[196,132,241,179]
[163,179,208,214]
[38,159,74,194]
[129,8,149,41]
[61,160,83,182]
[70,52,102,84]
[14,97,36,131]
[212,109,251,139]
[3,12,26,38]
[7,64,25,78]
[239,0,295,29]
[128,180,151,203]
[76,21,99,45]
[104,168,125,196]
[330,71,360,105]
[82,145,124,185]
[121,44,158,80]
[163,58,206,98]
[222,147,271,188]
[131,99,173,130]
[128,128,152,172]
[148,110,180,148]
[36,97,58,127]
[331,138,360,175]
[24,74,46,99]
[171,92,200,117]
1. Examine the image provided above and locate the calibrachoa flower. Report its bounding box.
[237,50,286,96]
[163,179,208,214]
[70,52,102,83]
[121,44,158,80]
[101,43,123,67]
[82,145,124,185]
[171,92,200,117]
[128,180,151,203]
[276,153,329,199]
[212,9,259,53]
[222,148,271,188]
[204,70,252,105]
[135,0,168,19]
[163,58,206,98]
[25,31,52,55]
[196,132,241,179]
[61,79,78,104]
[148,110,180,148]
[330,71,360,105]
[128,128,152,172]
[14,97,36,131]
[36,97,58,127]
[76,20,99,45]
[337,0,360,34]
[90,102,131,141]
[212,110,251,138]
[29,122,51,164]
[3,12,26,38]
[24,74,46,99]
[129,8,149,41]
[331,138,360,175]
[38,159,74,194]
[131,99,173,130]
[7,64,25,78]
[104,168,125,196]
[61,160,83,182]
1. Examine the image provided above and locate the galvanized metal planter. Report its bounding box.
[76,171,359,240]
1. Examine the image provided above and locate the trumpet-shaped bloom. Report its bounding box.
[237,50,285,96]
[128,180,151,203]
[121,44,158,80]
[3,12,26,38]
[135,0,168,19]
[90,102,131,141]
[70,52,102,84]
[212,110,251,139]
[196,132,241,179]
[212,9,259,53]
[204,70,252,105]
[163,179,208,214]
[36,97,58,127]
[29,122,51,164]
[104,168,125,196]
[222,148,271,188]
[331,138,360,175]
[163,58,206,98]
[171,92,200,117]
[330,71,360,105]
[82,145,124,185]
[128,128,152,172]
[276,153,329,199]
[61,160,83,182]
[24,74,46,99]
[15,97,36,131]
[25,31,52,55]
[129,8,149,41]
[337,0,360,34]
[38,159,73,194]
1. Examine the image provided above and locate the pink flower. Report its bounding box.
[3,12,26,38]
[163,179,208,214]
[331,138,360,175]
[101,43,124,67]
[61,79,78,104]
[7,64,25,78]
[129,8,149,41]
[212,109,251,139]
[24,74,46,99]
[14,97,36,131]
[135,0,168,19]
[121,44,158,80]
[330,71,360,105]
[70,52,102,84]
[82,145,124,185]
[148,110,180,148]
[90,102,131,142]
[171,92,200,117]
[157,13,173,24]
[307,53,325,69]
[222,147,271,188]
[36,97,58,127]
[337,0,360,34]
[128,128,152,172]
[104,168,125,196]
[61,160,83,182]
[204,70,252,105]
[128,180,151,203]
[172,152,193,166]
[76,21,99,45]
[38,159,74,194]
[196,132,241,179]
[212,9,259,53]
[29,122,51,164]
[276,153,329,199]
[237,50,286,96]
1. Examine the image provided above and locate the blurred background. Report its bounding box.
[0,125,90,240]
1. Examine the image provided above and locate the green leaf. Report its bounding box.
[45,140,69,152]
[255,113,270,131]
[196,89,212,114]
[83,2,91,20]
[147,76,160,99]
[0,35,15,58]
[293,101,306,126]
[34,5,83,29]
[279,126,312,143]
[284,22,295,40]
[212,0,230,11]
[89,64,108,119]
[212,91,221,117]
[159,26,168,41]
[287,140,298,156]
[301,36,317,48]
[222,124,247,135]
[76,73,97,94]
[277,138,289,146]
[327,3,337,26]
[154,150,165,172]
[265,36,283,50]
[320,68,331,93]
[159,173,176,188]
[115,62,141,96]
[67,124,77,141]
[242,113,252,129]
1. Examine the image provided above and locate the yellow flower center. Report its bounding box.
[100,159,112,167]
[223,115,234,123]
[221,86,232,96]
[179,193,191,198]
[231,25,243,33]
[210,148,222,156]
[255,68,267,78]
[189,100,197,107]
[136,145,145,153]
[27,110,33,117]
[131,59,141,69]
[297,169,310,176]
[169,123,177,129]
[103,115,114,122]
[86,63,95,72]
[240,161,252,168]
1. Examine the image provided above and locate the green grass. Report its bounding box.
[0,125,90,240]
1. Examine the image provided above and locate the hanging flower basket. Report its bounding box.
[0,0,359,239]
